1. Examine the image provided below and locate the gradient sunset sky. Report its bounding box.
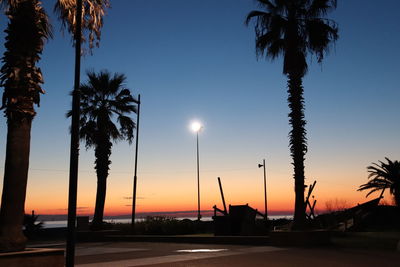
[0,0,399,217]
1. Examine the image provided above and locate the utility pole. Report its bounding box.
[131,94,141,231]
[66,0,82,266]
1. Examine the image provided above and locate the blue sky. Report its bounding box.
[0,0,399,215]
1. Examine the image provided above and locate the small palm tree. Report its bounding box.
[246,0,338,229]
[68,70,137,229]
[358,158,400,207]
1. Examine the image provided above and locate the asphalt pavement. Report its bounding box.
[67,242,400,267]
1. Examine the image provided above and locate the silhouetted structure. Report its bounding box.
[316,197,382,231]
[213,177,264,235]
[213,204,264,236]
[217,177,227,214]
[305,181,317,220]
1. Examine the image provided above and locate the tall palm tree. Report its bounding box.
[68,70,137,229]
[358,158,400,207]
[0,0,51,252]
[0,0,109,252]
[246,0,338,229]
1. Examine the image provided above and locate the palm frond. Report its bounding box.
[118,115,135,143]
[359,158,400,204]
[54,0,110,50]
[306,18,338,62]
[245,10,269,26]
[307,0,337,17]
[0,0,20,10]
[257,0,276,11]
[0,0,52,118]
[246,0,338,74]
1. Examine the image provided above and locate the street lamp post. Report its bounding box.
[258,159,268,221]
[131,94,141,232]
[191,122,202,221]
[66,0,82,266]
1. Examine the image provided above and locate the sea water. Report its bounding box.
[41,215,292,228]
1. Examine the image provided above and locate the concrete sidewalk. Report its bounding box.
[76,244,284,266]
[72,242,400,267]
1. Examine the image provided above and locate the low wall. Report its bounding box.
[0,248,64,267]
[270,230,331,246]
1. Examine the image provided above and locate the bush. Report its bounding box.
[23,212,43,238]
[114,216,213,235]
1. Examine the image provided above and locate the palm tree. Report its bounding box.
[358,158,400,207]
[0,0,109,252]
[68,70,137,229]
[0,0,51,252]
[246,0,338,229]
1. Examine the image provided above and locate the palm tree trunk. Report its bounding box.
[91,139,111,229]
[92,173,107,229]
[0,117,32,251]
[287,73,307,230]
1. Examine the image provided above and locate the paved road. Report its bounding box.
[71,242,400,267]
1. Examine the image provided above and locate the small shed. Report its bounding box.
[213,204,259,236]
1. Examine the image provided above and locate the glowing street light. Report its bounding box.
[191,121,202,132]
[191,121,203,221]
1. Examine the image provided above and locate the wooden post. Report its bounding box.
[304,180,317,220]
[217,177,227,214]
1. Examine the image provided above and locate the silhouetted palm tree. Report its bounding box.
[358,158,400,207]
[0,0,109,252]
[0,0,51,252]
[246,0,338,229]
[68,70,137,229]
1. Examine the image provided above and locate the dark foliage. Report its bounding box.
[358,158,400,207]
[114,216,213,235]
[67,70,137,229]
[0,0,51,119]
[23,212,43,238]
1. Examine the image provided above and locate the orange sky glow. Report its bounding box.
[22,161,391,217]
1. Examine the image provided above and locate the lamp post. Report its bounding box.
[66,0,82,266]
[191,121,202,221]
[258,159,268,221]
[131,94,141,232]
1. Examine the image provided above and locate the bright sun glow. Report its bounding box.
[190,121,202,132]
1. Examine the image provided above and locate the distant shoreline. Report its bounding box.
[36,210,294,221]
[41,215,293,229]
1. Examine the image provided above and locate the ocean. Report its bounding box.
[42,215,293,228]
